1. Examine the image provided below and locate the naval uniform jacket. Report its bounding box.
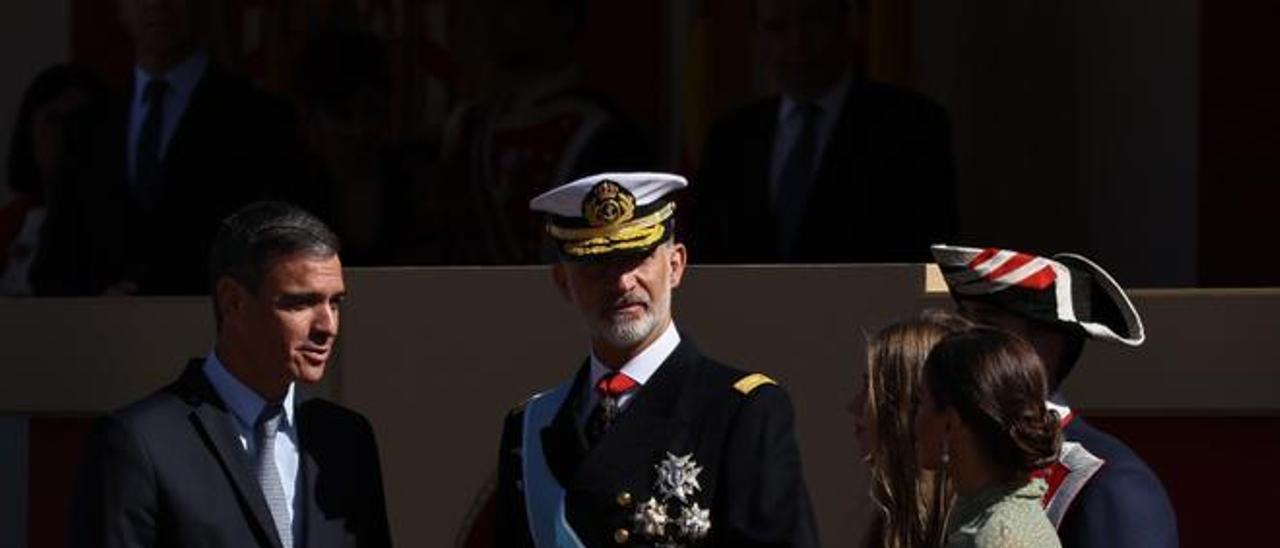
[495,340,820,547]
[70,360,392,547]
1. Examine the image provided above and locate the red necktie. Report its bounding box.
[586,372,637,446]
[596,371,638,399]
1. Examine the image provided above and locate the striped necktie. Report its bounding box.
[774,101,822,258]
[254,404,292,547]
[134,78,168,193]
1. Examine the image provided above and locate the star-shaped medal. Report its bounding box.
[654,452,703,503]
[631,496,669,538]
[675,502,711,540]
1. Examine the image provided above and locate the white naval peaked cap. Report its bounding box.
[529,172,687,216]
[530,172,687,260]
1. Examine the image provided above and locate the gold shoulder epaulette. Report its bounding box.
[733,373,777,395]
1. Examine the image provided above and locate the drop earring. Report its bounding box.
[927,436,953,548]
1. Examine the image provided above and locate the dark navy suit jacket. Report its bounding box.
[71,360,392,547]
[1060,416,1178,548]
[693,79,956,264]
[33,62,301,296]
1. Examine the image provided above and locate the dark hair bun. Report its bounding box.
[1008,407,1063,472]
[924,327,1065,476]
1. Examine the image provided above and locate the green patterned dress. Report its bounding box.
[943,479,1062,548]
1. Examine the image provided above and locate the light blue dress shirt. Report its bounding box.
[127,50,209,183]
[203,350,300,540]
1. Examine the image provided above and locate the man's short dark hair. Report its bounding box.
[209,202,340,323]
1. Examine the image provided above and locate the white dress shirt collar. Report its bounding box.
[588,321,681,389]
[581,321,681,421]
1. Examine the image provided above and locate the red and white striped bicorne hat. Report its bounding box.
[930,244,1145,347]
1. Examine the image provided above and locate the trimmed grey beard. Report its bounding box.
[590,290,672,349]
[597,309,659,348]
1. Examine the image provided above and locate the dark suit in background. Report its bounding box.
[495,340,819,547]
[694,79,957,264]
[33,62,301,296]
[71,360,391,548]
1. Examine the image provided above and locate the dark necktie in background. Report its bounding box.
[134,79,169,203]
[585,372,638,446]
[774,102,821,259]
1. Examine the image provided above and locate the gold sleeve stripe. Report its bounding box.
[733,373,777,395]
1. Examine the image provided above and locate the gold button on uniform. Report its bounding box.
[614,528,630,543]
[616,491,632,507]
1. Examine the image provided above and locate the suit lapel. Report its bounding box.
[177,360,284,548]
[540,361,592,487]
[746,100,780,218]
[575,343,694,488]
[297,411,326,548]
[160,62,216,177]
[799,82,876,254]
[808,84,863,204]
[747,100,784,253]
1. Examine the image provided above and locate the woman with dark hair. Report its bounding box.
[0,63,102,295]
[915,327,1063,548]
[853,310,973,548]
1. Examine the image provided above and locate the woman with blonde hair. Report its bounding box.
[854,310,972,548]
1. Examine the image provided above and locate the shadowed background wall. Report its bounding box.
[5,1,1279,285]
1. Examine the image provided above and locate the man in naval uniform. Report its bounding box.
[494,173,819,547]
[932,244,1178,547]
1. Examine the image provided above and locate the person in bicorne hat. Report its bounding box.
[931,244,1178,548]
[494,172,820,547]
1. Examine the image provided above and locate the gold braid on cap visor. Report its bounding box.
[548,202,675,257]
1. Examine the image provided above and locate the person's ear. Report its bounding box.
[215,277,248,328]
[551,263,572,302]
[667,242,687,288]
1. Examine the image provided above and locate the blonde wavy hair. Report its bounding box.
[864,310,972,548]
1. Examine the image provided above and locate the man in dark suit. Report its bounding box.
[693,0,956,263]
[932,244,1178,548]
[495,173,819,547]
[33,0,301,296]
[71,202,391,547]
